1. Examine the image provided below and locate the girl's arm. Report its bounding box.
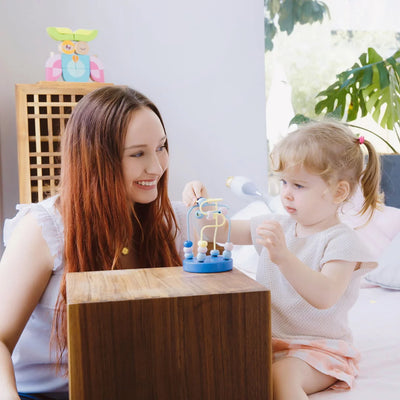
[0,213,54,398]
[256,220,355,309]
[182,181,253,245]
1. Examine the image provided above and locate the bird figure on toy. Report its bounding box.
[183,197,233,273]
[45,27,104,82]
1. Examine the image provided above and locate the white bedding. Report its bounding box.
[232,266,400,399]
[310,282,400,399]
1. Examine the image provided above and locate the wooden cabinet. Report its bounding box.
[67,267,272,400]
[15,82,112,203]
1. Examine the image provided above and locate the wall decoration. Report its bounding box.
[45,27,104,82]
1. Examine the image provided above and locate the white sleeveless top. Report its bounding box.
[3,196,188,393]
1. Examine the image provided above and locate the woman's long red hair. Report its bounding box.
[53,86,181,370]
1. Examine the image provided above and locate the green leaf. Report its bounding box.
[327,106,343,119]
[315,79,348,118]
[376,62,389,89]
[298,1,314,24]
[366,47,383,64]
[290,114,311,126]
[362,65,400,130]
[266,0,281,17]
[358,92,368,117]
[359,52,367,65]
[360,66,373,89]
[314,47,400,133]
[278,0,295,34]
[347,90,359,121]
[311,1,327,22]
[264,20,277,51]
[386,56,400,78]
[264,0,329,50]
[298,0,326,24]
[365,86,381,111]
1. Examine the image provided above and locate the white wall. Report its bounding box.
[0,0,268,237]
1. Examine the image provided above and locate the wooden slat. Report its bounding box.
[28,152,60,157]
[30,163,61,169]
[30,176,59,182]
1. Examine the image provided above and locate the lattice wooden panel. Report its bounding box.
[15,82,112,203]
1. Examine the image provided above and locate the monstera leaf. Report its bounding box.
[293,47,400,153]
[315,47,400,131]
[363,59,400,130]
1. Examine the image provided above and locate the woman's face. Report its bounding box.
[122,107,169,204]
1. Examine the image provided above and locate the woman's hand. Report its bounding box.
[182,180,208,207]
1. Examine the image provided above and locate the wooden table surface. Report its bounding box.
[67,266,268,303]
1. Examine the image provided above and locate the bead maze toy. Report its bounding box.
[183,197,233,273]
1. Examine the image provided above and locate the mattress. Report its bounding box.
[310,283,400,399]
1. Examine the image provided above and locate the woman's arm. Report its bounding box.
[0,213,54,398]
[256,220,355,309]
[0,341,19,400]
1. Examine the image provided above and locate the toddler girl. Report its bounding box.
[183,120,381,399]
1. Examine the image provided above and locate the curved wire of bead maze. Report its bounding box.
[183,197,233,273]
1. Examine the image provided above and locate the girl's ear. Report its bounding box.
[334,180,350,204]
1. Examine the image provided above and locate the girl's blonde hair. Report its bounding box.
[271,119,383,218]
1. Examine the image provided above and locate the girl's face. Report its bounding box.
[122,107,169,204]
[279,165,340,233]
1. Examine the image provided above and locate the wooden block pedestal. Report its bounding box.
[67,267,272,400]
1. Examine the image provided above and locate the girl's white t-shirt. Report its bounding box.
[250,213,377,343]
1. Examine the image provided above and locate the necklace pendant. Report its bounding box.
[121,247,129,255]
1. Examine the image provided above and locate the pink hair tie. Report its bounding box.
[358,136,365,145]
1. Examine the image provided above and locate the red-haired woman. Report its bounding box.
[0,86,187,400]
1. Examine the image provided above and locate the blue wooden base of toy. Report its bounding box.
[183,256,233,273]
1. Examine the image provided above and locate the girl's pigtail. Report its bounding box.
[359,137,383,220]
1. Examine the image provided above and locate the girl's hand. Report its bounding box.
[256,220,289,265]
[182,181,208,207]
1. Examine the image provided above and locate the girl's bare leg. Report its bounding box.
[272,357,337,400]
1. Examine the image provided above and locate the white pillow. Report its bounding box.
[365,231,400,290]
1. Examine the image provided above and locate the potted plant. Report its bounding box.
[292,46,400,208]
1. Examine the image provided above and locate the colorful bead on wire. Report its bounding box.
[183,197,233,273]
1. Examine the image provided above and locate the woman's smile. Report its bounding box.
[134,179,158,189]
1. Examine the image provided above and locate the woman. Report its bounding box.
[0,86,187,399]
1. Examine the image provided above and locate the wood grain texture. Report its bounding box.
[15,81,112,203]
[67,267,272,400]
